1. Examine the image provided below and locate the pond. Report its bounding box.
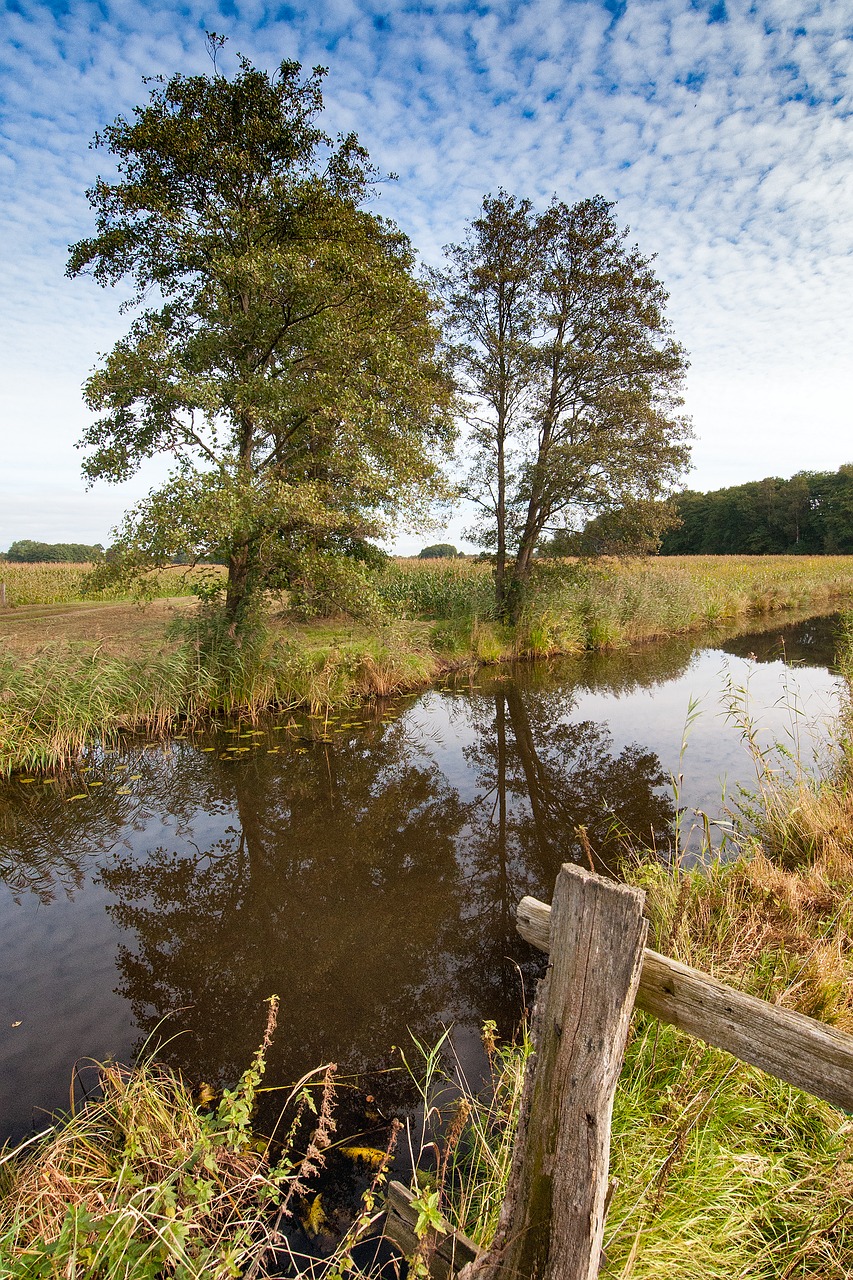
[0,611,845,1145]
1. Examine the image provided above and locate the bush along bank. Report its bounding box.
[6,556,853,776]
[400,623,853,1279]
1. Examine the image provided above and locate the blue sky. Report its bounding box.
[1,0,852,551]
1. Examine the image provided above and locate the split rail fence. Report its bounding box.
[385,862,853,1280]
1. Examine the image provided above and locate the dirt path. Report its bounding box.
[0,597,197,657]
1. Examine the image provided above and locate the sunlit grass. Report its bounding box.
[401,615,853,1277]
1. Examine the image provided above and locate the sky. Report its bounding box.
[1,0,852,554]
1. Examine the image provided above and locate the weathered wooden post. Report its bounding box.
[464,864,647,1280]
[0,581,6,609]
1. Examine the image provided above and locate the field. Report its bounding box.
[3,555,853,776]
[0,561,220,607]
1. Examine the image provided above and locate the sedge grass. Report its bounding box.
[398,618,853,1277]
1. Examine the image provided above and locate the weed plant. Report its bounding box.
[0,999,396,1280]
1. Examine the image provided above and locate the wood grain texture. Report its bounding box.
[470,865,647,1280]
[384,1180,480,1280]
[518,893,853,1113]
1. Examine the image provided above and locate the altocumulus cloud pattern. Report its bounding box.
[1,0,852,544]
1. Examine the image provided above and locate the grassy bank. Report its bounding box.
[4,555,853,776]
[0,999,392,1279]
[420,632,853,1278]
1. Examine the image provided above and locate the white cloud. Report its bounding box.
[2,0,853,546]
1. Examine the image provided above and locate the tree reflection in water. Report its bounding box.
[88,672,674,1120]
[1,615,840,1139]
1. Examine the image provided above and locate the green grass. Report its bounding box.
[400,619,853,1277]
[5,555,853,776]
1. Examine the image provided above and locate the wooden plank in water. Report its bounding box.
[384,1180,480,1280]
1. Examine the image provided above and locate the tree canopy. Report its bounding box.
[4,540,104,563]
[68,45,455,627]
[660,466,853,555]
[434,192,691,616]
[418,543,459,558]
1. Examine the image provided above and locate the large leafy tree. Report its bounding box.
[68,45,455,628]
[435,192,691,618]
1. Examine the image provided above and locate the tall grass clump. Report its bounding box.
[0,997,396,1279]
[377,559,496,621]
[398,619,853,1276]
[0,613,447,774]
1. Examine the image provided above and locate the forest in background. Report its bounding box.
[660,464,853,555]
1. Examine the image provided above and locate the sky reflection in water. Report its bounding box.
[0,612,843,1141]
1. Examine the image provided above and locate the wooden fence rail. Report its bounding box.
[518,893,853,1113]
[386,862,853,1280]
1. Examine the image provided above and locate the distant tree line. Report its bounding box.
[2,540,105,563]
[660,466,853,555]
[418,543,459,559]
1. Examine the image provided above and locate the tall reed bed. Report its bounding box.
[376,558,496,620]
[0,624,442,776]
[403,622,853,1277]
[382,555,853,655]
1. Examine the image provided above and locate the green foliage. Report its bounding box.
[0,998,347,1279]
[401,1021,532,1256]
[418,544,458,559]
[376,559,496,619]
[434,190,691,615]
[5,541,105,563]
[68,42,455,629]
[542,498,680,557]
[661,465,853,555]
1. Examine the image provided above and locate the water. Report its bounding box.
[0,611,845,1144]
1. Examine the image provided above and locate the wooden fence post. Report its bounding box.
[0,581,5,609]
[465,864,647,1280]
[518,894,853,1114]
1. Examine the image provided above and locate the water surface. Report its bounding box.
[0,611,844,1142]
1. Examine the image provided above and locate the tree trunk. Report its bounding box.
[225,540,252,635]
[225,413,257,634]
[495,423,507,613]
